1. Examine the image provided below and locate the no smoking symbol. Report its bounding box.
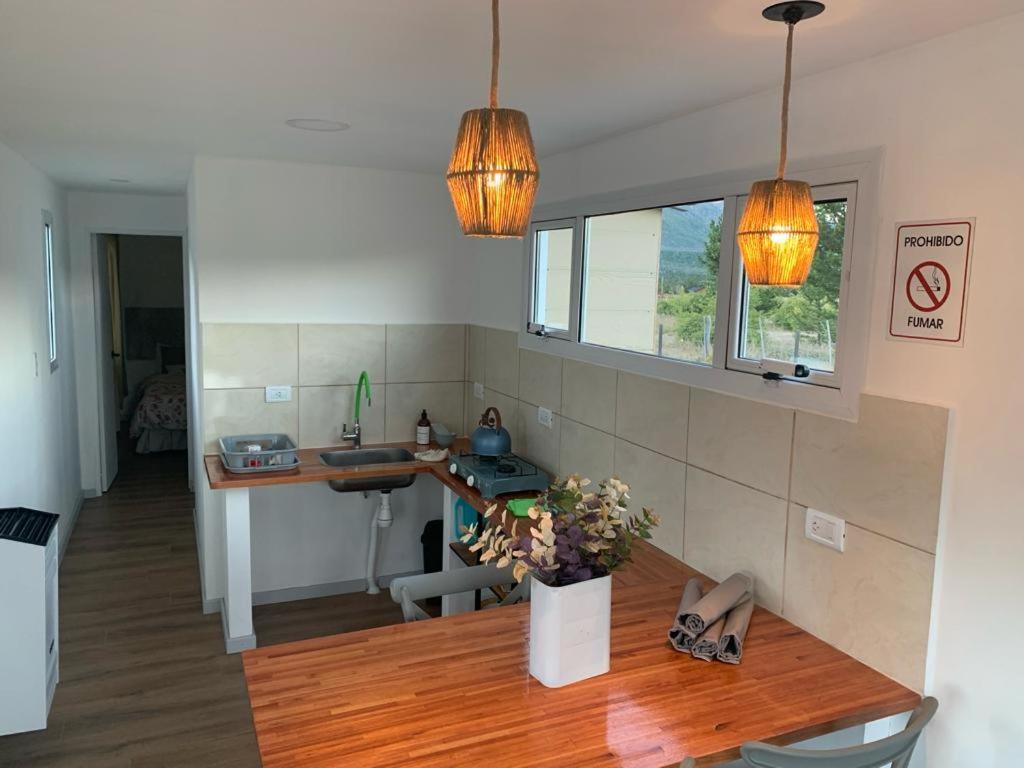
[906,260,950,313]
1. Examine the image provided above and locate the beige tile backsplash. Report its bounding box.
[298,385,386,448]
[467,325,486,384]
[561,358,617,433]
[298,324,385,386]
[518,348,563,409]
[484,328,519,397]
[202,322,465,453]
[684,467,788,613]
[791,394,948,554]
[385,324,465,384]
[203,323,298,389]
[615,371,688,461]
[201,321,947,691]
[614,439,685,560]
[202,387,299,453]
[384,382,464,443]
[687,388,794,499]
[784,504,935,691]
[514,402,560,475]
[559,419,615,485]
[463,325,947,692]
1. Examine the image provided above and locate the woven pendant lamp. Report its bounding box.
[737,2,824,287]
[447,0,538,238]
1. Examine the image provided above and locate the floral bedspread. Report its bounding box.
[130,373,187,435]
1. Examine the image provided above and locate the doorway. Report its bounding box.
[95,233,188,489]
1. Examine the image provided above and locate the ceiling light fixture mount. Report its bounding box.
[446,0,539,239]
[285,118,350,132]
[736,1,825,287]
[761,1,824,24]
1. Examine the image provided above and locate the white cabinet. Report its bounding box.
[0,508,60,736]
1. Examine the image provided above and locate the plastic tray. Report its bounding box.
[220,454,301,475]
[219,433,298,470]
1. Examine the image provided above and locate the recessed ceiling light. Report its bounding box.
[285,118,350,132]
[109,178,132,184]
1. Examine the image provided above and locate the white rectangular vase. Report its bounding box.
[529,574,611,688]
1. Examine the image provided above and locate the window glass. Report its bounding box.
[581,200,723,364]
[737,199,847,372]
[531,226,573,331]
[44,216,57,368]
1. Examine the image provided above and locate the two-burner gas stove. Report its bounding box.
[448,452,551,499]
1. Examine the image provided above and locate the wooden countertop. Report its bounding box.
[242,541,920,768]
[205,437,533,513]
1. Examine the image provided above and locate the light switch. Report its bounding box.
[805,508,845,552]
[265,385,292,403]
[473,382,484,400]
[537,406,553,428]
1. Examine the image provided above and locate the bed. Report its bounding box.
[129,371,188,453]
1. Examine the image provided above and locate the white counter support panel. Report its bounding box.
[222,487,256,653]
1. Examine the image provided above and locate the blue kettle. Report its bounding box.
[470,407,512,457]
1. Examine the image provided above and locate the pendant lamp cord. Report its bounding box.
[777,21,794,180]
[489,0,500,109]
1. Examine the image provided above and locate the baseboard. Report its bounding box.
[82,488,101,499]
[203,569,423,614]
[216,600,257,654]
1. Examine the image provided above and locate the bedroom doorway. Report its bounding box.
[96,233,188,489]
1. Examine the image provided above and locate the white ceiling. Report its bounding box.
[0,0,1021,193]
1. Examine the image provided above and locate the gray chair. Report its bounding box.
[740,697,937,768]
[389,564,530,622]
[679,696,937,768]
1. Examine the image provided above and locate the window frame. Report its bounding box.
[526,217,582,342]
[725,181,858,389]
[42,210,58,373]
[519,152,880,420]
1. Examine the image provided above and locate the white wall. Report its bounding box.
[0,139,82,557]
[466,15,1024,766]
[67,191,187,494]
[192,156,468,323]
[189,156,468,603]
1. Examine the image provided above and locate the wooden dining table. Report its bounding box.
[242,540,919,767]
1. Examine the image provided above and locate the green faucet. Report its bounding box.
[343,371,372,448]
[355,370,372,422]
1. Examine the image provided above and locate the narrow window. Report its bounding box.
[43,211,58,371]
[527,219,577,340]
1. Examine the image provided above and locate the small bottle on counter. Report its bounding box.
[417,410,431,445]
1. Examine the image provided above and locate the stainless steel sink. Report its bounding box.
[320,447,417,493]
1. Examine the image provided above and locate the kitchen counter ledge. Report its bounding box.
[204,437,529,514]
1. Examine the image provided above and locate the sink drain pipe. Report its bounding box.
[366,491,394,595]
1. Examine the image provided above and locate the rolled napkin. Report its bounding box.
[717,598,755,664]
[667,578,703,653]
[690,615,726,661]
[680,572,753,638]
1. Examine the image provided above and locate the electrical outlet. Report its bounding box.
[265,385,292,403]
[537,406,553,428]
[473,382,484,400]
[805,508,845,552]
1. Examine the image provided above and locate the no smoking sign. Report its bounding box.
[889,219,973,345]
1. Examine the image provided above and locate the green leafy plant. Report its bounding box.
[461,475,660,586]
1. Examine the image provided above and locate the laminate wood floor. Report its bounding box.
[0,441,407,768]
